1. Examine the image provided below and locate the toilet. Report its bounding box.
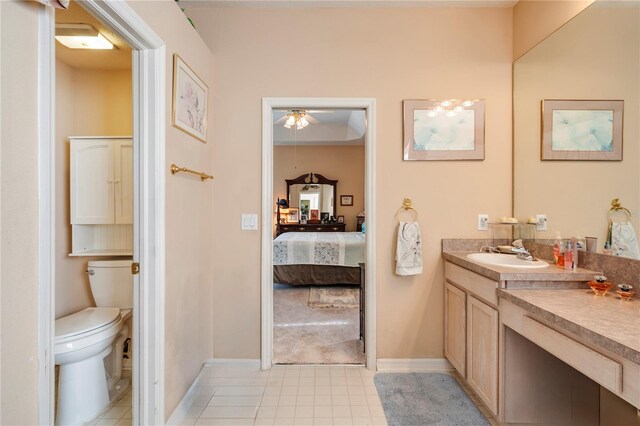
[55,260,133,425]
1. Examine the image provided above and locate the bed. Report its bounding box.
[273,232,365,285]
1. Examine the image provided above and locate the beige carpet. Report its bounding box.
[308,287,359,308]
[273,284,365,365]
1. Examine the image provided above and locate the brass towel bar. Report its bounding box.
[170,163,214,181]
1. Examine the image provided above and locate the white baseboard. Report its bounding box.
[376,358,453,372]
[205,359,261,368]
[165,367,203,425]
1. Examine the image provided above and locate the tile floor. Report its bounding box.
[178,365,387,425]
[88,388,133,425]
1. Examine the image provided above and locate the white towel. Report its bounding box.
[611,221,640,259]
[395,221,423,276]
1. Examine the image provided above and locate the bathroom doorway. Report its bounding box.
[54,3,134,423]
[261,98,377,370]
[38,2,165,424]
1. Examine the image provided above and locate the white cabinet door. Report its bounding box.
[467,295,499,416]
[114,140,133,224]
[71,139,114,224]
[445,282,467,377]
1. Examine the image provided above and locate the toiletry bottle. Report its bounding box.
[564,240,573,270]
[553,232,562,265]
[571,237,578,270]
[361,222,366,234]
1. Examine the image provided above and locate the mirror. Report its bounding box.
[286,173,337,220]
[513,1,639,255]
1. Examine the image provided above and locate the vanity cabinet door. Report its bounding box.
[467,295,499,416]
[444,282,467,377]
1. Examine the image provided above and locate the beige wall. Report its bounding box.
[127,1,215,419]
[274,145,365,232]
[0,1,41,424]
[513,0,594,60]
[1,0,215,422]
[55,59,133,319]
[193,7,513,360]
[513,6,639,248]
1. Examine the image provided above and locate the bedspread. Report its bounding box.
[273,232,365,267]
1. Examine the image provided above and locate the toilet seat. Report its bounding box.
[55,307,120,342]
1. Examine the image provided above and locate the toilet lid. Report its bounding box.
[55,307,120,339]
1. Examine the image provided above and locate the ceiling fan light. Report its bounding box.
[285,115,296,126]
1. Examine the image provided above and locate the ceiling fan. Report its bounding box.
[274,109,334,130]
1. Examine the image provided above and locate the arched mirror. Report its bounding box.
[286,173,337,220]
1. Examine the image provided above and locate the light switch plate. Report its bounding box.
[478,214,489,231]
[535,214,548,231]
[242,214,258,230]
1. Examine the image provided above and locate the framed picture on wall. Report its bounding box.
[403,99,485,160]
[340,195,354,206]
[172,54,208,143]
[541,99,623,160]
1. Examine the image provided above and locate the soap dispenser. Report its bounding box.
[564,240,573,270]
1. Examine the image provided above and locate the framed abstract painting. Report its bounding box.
[403,99,485,160]
[541,100,623,161]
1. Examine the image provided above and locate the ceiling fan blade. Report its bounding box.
[305,110,334,114]
[304,114,319,124]
[274,115,289,124]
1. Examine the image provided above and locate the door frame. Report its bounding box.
[37,2,166,424]
[261,97,377,370]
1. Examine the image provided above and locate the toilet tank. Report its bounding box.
[87,260,133,309]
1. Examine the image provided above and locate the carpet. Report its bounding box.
[374,373,489,426]
[273,284,364,364]
[308,286,359,308]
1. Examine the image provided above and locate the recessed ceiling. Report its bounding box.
[55,1,132,71]
[273,109,366,146]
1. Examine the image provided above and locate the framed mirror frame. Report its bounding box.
[286,173,338,219]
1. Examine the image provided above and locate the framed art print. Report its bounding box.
[340,195,354,206]
[172,54,208,143]
[541,100,623,160]
[403,99,485,160]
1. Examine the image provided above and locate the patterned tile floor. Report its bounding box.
[88,387,133,425]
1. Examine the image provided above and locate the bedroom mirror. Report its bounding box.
[286,173,337,219]
[513,0,639,255]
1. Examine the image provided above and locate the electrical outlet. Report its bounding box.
[535,214,548,231]
[478,214,489,231]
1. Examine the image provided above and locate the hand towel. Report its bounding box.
[611,221,640,260]
[395,221,423,276]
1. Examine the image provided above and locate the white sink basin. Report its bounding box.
[467,252,549,269]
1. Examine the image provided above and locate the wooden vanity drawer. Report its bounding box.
[520,316,622,393]
[445,262,498,306]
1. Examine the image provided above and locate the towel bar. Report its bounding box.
[170,163,214,181]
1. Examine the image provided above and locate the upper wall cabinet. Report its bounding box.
[70,137,133,256]
[71,137,132,224]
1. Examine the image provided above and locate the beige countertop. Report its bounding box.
[443,251,600,282]
[498,289,640,364]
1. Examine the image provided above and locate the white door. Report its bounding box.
[114,139,134,224]
[70,139,115,224]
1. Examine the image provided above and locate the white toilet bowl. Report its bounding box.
[55,307,132,425]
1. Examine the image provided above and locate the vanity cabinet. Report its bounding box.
[444,261,499,416]
[70,137,133,256]
[444,283,466,376]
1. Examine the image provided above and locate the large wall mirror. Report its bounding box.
[513,0,639,256]
[286,173,337,219]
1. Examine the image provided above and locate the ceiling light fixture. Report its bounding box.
[283,110,310,130]
[55,23,114,50]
